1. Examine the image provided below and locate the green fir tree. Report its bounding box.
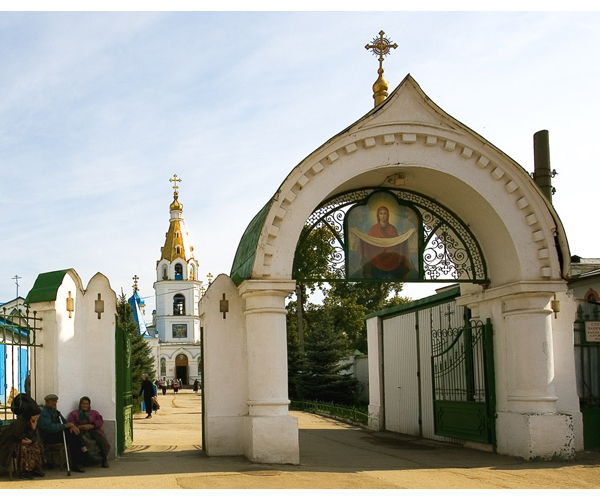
[299,310,360,406]
[285,298,306,401]
[117,293,155,413]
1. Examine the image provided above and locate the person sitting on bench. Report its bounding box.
[38,394,86,473]
[68,396,110,468]
[0,404,45,480]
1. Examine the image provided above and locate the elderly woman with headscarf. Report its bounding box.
[0,403,45,479]
[67,396,110,468]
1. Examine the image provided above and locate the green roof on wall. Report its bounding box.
[25,269,71,304]
[230,199,274,285]
[366,286,460,320]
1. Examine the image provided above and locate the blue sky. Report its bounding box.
[1,9,599,317]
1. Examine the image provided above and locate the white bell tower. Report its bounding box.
[153,174,202,345]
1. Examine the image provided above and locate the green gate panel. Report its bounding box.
[582,408,600,448]
[115,323,133,454]
[431,320,496,446]
[434,401,491,443]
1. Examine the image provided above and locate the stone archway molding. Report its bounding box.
[219,75,580,463]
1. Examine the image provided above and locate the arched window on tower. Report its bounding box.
[173,294,185,315]
[174,264,183,280]
[189,264,195,280]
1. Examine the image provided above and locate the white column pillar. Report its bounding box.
[460,284,575,460]
[495,292,574,460]
[239,280,299,464]
[503,293,558,413]
[366,316,384,430]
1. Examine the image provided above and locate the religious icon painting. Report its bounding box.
[345,190,421,280]
[172,324,188,339]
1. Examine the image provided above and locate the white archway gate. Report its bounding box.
[200,75,581,463]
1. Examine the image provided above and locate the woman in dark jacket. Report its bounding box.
[0,404,45,479]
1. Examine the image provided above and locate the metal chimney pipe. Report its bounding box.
[533,130,553,202]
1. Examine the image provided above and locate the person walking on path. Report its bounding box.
[193,379,199,394]
[139,374,154,419]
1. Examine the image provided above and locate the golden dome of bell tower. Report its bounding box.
[159,174,197,268]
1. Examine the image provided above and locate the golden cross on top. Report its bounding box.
[365,30,398,70]
[207,272,213,285]
[169,174,182,193]
[132,275,139,291]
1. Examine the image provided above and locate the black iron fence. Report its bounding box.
[0,305,42,424]
[290,400,368,425]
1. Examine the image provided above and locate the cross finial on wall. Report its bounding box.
[95,293,104,319]
[66,291,74,319]
[220,293,229,319]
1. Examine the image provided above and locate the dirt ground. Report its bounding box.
[2,389,600,490]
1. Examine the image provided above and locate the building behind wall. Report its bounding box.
[569,255,600,448]
[134,178,203,387]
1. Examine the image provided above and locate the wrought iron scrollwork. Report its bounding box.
[293,188,488,283]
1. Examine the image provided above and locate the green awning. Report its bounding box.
[25,269,71,304]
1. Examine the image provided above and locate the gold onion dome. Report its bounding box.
[373,71,389,94]
[170,193,183,211]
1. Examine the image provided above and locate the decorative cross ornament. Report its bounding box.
[444,304,455,329]
[132,275,139,292]
[365,30,398,106]
[95,293,104,319]
[169,174,182,193]
[365,30,398,68]
[12,275,22,299]
[66,291,74,318]
[220,293,229,319]
[207,273,213,285]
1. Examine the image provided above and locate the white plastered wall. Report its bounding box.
[28,270,118,458]
[199,274,249,457]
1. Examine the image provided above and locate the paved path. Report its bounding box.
[3,389,600,489]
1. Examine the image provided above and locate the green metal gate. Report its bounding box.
[115,323,133,453]
[574,301,600,448]
[431,319,496,445]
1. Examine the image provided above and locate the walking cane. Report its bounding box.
[62,429,71,476]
